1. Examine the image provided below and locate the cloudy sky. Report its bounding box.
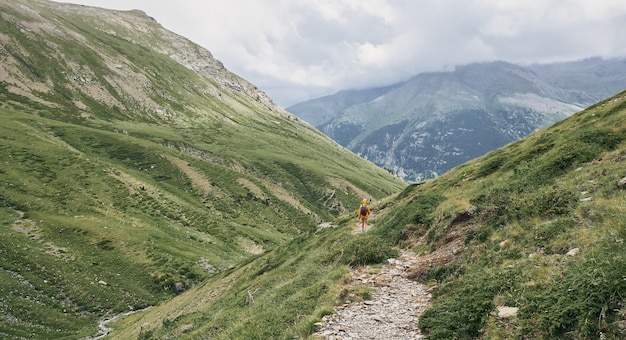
[58,0,626,107]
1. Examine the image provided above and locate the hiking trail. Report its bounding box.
[313,223,432,339]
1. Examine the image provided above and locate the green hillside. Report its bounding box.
[379,92,626,339]
[0,1,403,339]
[2,1,625,339]
[108,92,626,339]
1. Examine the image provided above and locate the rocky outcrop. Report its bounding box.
[0,0,283,123]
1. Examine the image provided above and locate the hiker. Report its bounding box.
[357,199,371,231]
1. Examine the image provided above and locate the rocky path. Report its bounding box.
[314,224,431,339]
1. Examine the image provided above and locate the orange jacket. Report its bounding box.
[357,204,370,218]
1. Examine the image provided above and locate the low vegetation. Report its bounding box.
[0,102,401,339]
[1,1,625,339]
[108,92,626,339]
[392,92,626,339]
[0,2,403,338]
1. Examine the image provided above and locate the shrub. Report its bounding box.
[577,128,622,150]
[476,151,507,177]
[419,268,516,339]
[534,218,574,244]
[426,263,464,284]
[505,186,579,220]
[340,233,398,266]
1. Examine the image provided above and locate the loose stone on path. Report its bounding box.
[313,250,431,339]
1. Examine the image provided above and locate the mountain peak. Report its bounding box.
[2,0,282,123]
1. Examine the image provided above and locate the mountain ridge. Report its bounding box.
[2,0,282,121]
[0,1,404,338]
[2,1,626,339]
[288,58,626,181]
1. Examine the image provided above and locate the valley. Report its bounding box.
[1,1,625,339]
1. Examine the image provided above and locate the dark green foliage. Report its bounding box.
[340,233,398,266]
[577,128,622,150]
[425,263,464,283]
[519,245,626,338]
[470,175,579,224]
[420,268,517,339]
[475,149,507,177]
[534,218,574,244]
[504,185,579,220]
[497,127,623,191]
[410,194,445,225]
[374,192,445,244]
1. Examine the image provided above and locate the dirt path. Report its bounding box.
[313,224,431,339]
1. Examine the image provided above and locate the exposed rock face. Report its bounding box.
[288,59,626,182]
[314,250,431,339]
[0,0,282,123]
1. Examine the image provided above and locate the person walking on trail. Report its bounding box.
[357,199,371,231]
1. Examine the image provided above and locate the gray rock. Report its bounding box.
[314,250,430,339]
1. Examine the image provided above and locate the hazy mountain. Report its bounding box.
[288,59,626,181]
[0,0,404,338]
[287,84,401,127]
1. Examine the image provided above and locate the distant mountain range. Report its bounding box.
[287,58,626,181]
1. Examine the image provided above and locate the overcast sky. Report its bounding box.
[57,0,626,107]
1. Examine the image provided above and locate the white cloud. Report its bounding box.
[357,42,388,67]
[57,0,626,106]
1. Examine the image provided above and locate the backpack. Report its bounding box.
[360,205,368,216]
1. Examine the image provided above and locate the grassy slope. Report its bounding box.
[108,91,626,339]
[375,91,626,339]
[108,207,400,339]
[0,86,403,339]
[0,1,405,339]
[5,1,624,339]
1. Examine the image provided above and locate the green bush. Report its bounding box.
[476,150,507,177]
[577,128,622,150]
[340,233,398,266]
[419,268,516,339]
[505,185,579,220]
[534,218,575,245]
[425,263,464,284]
